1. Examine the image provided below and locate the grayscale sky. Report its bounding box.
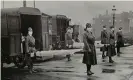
[1,1,133,26]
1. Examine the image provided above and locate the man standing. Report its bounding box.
[101,25,108,59]
[65,27,73,49]
[82,23,97,75]
[25,27,37,73]
[108,26,116,63]
[116,27,124,56]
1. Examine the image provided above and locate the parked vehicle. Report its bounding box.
[1,7,49,68]
[51,15,71,49]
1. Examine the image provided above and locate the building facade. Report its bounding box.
[92,11,133,39]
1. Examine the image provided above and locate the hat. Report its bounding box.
[103,25,106,28]
[86,23,92,29]
[119,27,122,30]
[67,27,71,31]
[110,26,114,29]
[28,27,33,31]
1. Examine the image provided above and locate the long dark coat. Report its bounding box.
[101,30,109,44]
[82,31,97,65]
[116,31,124,47]
[101,30,109,52]
[107,31,116,57]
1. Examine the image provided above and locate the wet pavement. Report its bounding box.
[2,46,133,80]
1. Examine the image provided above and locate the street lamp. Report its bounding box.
[2,0,4,8]
[33,0,36,8]
[112,5,116,27]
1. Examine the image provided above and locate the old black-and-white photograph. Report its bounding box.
[1,0,133,80]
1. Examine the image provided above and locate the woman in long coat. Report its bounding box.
[82,23,97,76]
[107,26,116,63]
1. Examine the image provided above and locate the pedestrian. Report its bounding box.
[101,25,109,59]
[82,23,97,76]
[65,27,74,49]
[107,26,116,63]
[116,27,124,56]
[25,27,37,73]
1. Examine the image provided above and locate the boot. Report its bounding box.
[29,68,37,73]
[29,69,33,74]
[86,65,93,75]
[90,71,94,74]
[67,54,71,61]
[102,52,106,59]
[87,71,92,76]
[102,54,106,59]
[109,57,114,63]
[117,52,120,57]
[32,69,37,73]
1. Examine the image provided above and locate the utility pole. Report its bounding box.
[33,0,35,8]
[112,5,116,27]
[23,0,26,7]
[3,0,4,8]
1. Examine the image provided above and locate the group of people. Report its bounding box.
[82,23,124,76]
[101,25,124,61]
[22,23,124,75]
[21,26,75,73]
[52,27,74,50]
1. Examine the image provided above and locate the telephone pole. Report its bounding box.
[3,0,4,8]
[23,0,26,7]
[33,0,35,8]
[112,5,116,27]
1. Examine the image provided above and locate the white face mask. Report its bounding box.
[119,30,122,32]
[111,28,115,31]
[103,28,106,30]
[87,28,92,32]
[28,31,33,36]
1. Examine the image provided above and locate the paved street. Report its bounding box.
[2,46,133,80]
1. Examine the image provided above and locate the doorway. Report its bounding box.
[20,14,42,50]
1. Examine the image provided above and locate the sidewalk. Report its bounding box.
[93,45,133,80]
[129,72,133,80]
[125,46,133,80]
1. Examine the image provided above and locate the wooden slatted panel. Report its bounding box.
[41,16,49,50]
[7,14,21,56]
[1,13,8,36]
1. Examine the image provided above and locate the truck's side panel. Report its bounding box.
[7,14,21,56]
[41,16,49,50]
[1,13,8,36]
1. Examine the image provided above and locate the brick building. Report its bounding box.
[92,11,133,39]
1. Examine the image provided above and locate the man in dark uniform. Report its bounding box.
[25,27,37,73]
[116,27,124,56]
[107,26,116,63]
[82,23,97,76]
[101,25,109,59]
